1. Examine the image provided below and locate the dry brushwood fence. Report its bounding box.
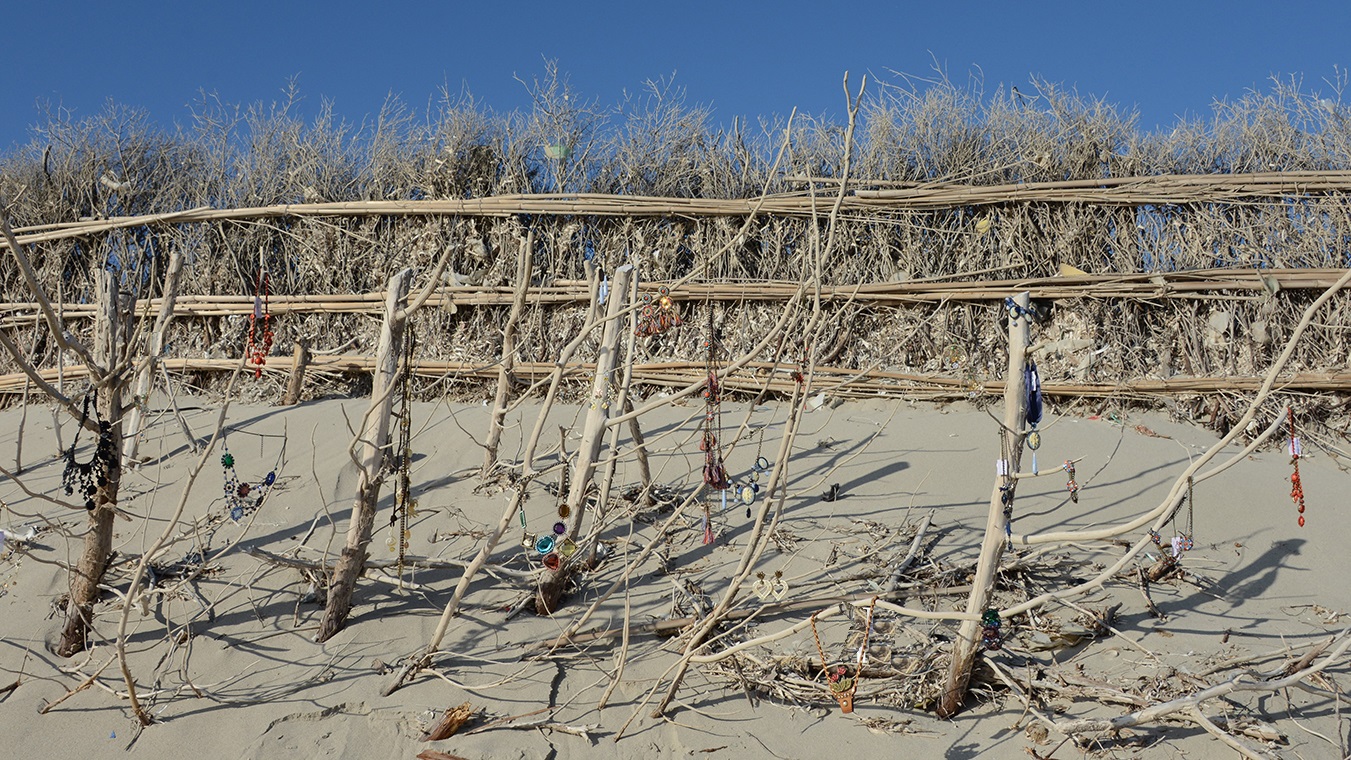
[4,76,1351,434]
[3,71,1351,755]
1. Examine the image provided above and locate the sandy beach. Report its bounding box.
[2,391,1346,759]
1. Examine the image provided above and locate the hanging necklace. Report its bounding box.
[61,390,116,511]
[1149,475,1196,571]
[736,426,773,519]
[1024,359,1044,475]
[810,597,878,714]
[523,460,578,571]
[220,439,276,522]
[246,268,274,379]
[1288,408,1307,528]
[387,327,418,578]
[997,426,1017,544]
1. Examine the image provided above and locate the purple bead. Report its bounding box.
[553,521,567,535]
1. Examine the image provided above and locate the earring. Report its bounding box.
[752,572,773,601]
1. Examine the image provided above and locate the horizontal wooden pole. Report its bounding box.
[5,170,1351,253]
[1,267,1344,329]
[5,355,1350,399]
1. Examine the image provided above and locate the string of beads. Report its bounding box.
[246,271,274,378]
[220,441,276,522]
[61,390,117,511]
[980,608,1003,651]
[1288,407,1306,528]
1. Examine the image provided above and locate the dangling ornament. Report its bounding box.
[61,390,117,511]
[1063,460,1080,503]
[1288,407,1307,528]
[1024,360,1044,474]
[810,597,877,713]
[245,269,274,379]
[220,440,277,522]
[980,608,1004,651]
[635,285,683,337]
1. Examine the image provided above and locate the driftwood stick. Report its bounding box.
[158,362,200,453]
[0,215,99,375]
[116,358,246,726]
[15,375,28,474]
[482,229,533,479]
[884,509,933,593]
[383,486,531,696]
[317,267,413,642]
[38,655,117,714]
[281,339,311,406]
[938,289,1030,718]
[247,546,538,581]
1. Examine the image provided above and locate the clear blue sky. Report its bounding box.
[2,1,1349,154]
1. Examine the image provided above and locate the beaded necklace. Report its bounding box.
[735,426,773,519]
[61,390,117,511]
[1288,407,1307,528]
[809,597,878,714]
[245,269,274,379]
[980,608,1004,651]
[220,439,276,522]
[522,462,578,571]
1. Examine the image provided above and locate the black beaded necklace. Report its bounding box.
[62,390,117,511]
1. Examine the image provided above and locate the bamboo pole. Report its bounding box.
[316,267,413,642]
[5,171,1351,253]
[3,267,1348,327]
[937,291,1031,718]
[12,355,1351,400]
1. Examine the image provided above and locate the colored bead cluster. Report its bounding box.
[522,467,579,572]
[1288,408,1307,528]
[246,272,274,379]
[634,286,682,337]
[220,444,277,522]
[525,519,578,571]
[1063,460,1080,503]
[980,608,1003,651]
[61,391,117,511]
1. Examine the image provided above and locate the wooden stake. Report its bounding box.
[937,290,1031,718]
[562,264,633,540]
[536,265,633,613]
[281,339,311,406]
[58,269,129,656]
[317,267,413,642]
